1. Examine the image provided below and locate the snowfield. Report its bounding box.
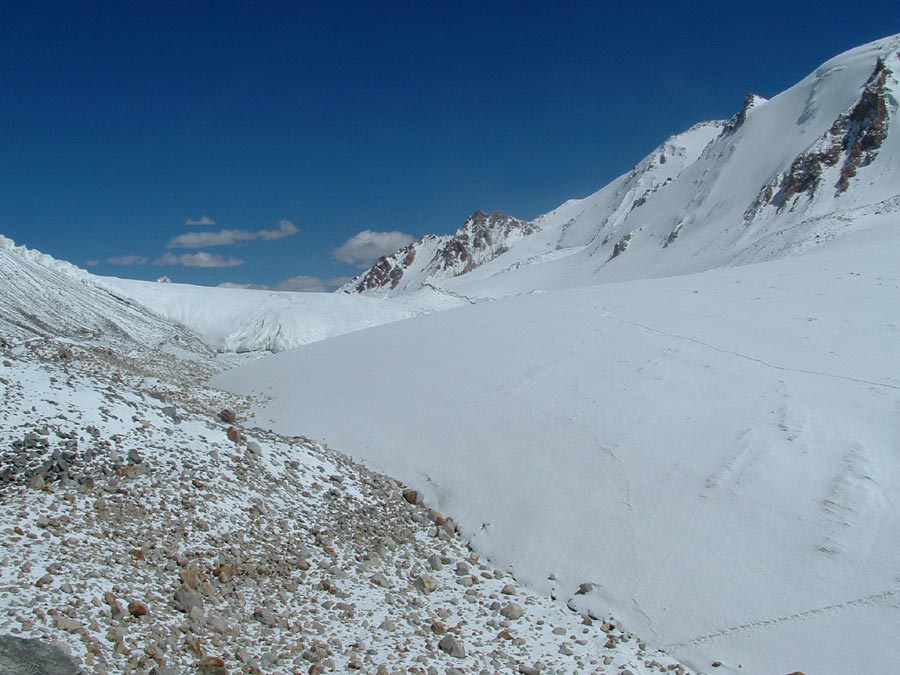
[105,277,462,353]
[214,220,900,675]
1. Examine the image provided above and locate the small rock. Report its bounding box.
[128,601,148,617]
[438,635,466,658]
[501,584,516,595]
[402,488,421,505]
[226,427,241,443]
[413,575,436,594]
[54,615,82,633]
[198,656,228,675]
[370,573,390,588]
[218,409,237,424]
[253,607,277,627]
[501,603,525,620]
[576,582,595,595]
[173,585,204,613]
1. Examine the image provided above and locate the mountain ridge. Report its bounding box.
[344,34,900,298]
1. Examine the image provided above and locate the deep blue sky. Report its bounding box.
[1,2,895,289]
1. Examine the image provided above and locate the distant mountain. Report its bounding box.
[340,210,538,296]
[345,34,900,298]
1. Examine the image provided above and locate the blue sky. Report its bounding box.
[1,2,895,289]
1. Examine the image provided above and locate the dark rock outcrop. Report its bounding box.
[0,635,82,675]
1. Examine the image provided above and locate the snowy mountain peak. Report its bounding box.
[722,92,767,134]
[341,209,537,296]
[744,51,896,225]
[376,35,900,297]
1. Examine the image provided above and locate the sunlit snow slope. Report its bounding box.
[105,277,456,353]
[0,235,214,360]
[215,35,900,675]
[215,219,900,675]
[346,35,900,300]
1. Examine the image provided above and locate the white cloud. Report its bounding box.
[154,252,245,268]
[167,220,299,249]
[107,255,149,266]
[333,230,414,267]
[84,259,99,267]
[217,282,268,290]
[185,215,216,226]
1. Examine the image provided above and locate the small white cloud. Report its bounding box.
[258,220,299,241]
[167,219,298,249]
[106,255,149,266]
[154,252,244,268]
[217,282,269,290]
[333,230,414,267]
[185,215,216,226]
[84,259,99,267]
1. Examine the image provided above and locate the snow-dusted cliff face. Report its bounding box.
[0,235,215,360]
[347,35,900,298]
[340,210,538,296]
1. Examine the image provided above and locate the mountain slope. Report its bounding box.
[346,34,900,300]
[216,218,900,675]
[0,235,218,365]
[341,210,538,297]
[215,35,900,675]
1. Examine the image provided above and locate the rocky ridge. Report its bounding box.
[342,211,538,296]
[744,54,896,222]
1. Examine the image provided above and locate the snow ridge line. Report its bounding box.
[421,283,485,305]
[603,314,900,392]
[662,587,900,649]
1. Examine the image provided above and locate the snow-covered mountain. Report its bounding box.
[215,34,900,675]
[4,31,900,675]
[347,35,900,299]
[341,209,538,296]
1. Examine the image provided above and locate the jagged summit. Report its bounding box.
[722,92,767,134]
[341,209,537,296]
